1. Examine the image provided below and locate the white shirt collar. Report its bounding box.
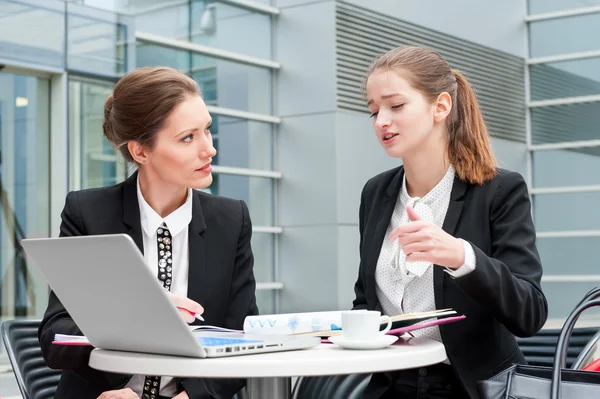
[136,177,193,237]
[401,164,455,204]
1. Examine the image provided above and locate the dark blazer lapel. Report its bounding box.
[187,191,208,306]
[366,167,404,307]
[122,171,144,254]
[434,175,468,307]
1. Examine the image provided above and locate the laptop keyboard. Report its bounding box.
[198,337,263,347]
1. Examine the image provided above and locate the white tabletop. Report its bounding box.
[89,337,447,378]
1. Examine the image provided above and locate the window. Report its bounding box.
[0,71,51,323]
[68,77,126,190]
[527,2,600,320]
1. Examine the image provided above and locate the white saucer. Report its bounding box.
[328,335,399,350]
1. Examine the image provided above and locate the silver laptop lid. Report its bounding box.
[22,234,205,358]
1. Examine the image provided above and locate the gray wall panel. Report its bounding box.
[278,225,339,312]
[337,225,360,310]
[491,137,528,179]
[278,113,337,227]
[335,111,400,225]
[276,1,337,117]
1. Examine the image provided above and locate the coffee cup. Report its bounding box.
[341,310,392,340]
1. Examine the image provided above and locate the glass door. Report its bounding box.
[0,71,51,325]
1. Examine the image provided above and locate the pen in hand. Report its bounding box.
[162,286,205,321]
[179,307,205,322]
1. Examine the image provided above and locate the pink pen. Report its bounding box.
[163,286,204,321]
[178,307,205,322]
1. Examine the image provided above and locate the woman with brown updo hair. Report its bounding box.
[38,66,258,399]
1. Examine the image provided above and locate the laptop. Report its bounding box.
[21,234,319,358]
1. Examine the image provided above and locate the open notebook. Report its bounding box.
[294,309,465,337]
[241,308,465,338]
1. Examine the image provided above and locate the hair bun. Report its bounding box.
[102,94,116,143]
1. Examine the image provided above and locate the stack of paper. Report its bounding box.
[243,311,343,336]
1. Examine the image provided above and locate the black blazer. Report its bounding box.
[38,172,259,399]
[353,166,547,399]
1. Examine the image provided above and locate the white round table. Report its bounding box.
[89,337,447,398]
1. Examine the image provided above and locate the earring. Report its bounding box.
[142,160,147,164]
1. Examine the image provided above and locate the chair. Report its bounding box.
[1,319,61,399]
[572,328,600,370]
[1,319,255,399]
[234,387,248,399]
[516,327,599,368]
[331,373,371,399]
[292,373,371,399]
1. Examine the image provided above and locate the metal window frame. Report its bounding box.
[270,8,281,313]
[217,0,280,16]
[0,58,64,77]
[253,226,283,234]
[83,155,282,179]
[207,105,281,124]
[135,31,281,70]
[256,282,284,290]
[211,165,282,179]
[542,275,600,283]
[132,0,279,17]
[120,0,189,15]
[529,140,600,151]
[527,49,600,65]
[524,11,533,189]
[528,94,600,108]
[531,185,600,195]
[537,230,600,238]
[525,5,600,22]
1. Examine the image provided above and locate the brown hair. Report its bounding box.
[364,46,497,185]
[103,66,201,163]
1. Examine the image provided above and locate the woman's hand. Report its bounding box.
[389,204,465,269]
[167,292,204,323]
[97,388,139,399]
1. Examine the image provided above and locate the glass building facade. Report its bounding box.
[2,0,600,384]
[526,1,600,320]
[0,0,280,369]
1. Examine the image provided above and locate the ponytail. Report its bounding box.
[449,70,497,185]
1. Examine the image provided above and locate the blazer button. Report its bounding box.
[418,368,427,377]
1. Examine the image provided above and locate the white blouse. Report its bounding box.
[375,165,476,343]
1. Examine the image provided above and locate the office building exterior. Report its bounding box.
[1,0,599,391]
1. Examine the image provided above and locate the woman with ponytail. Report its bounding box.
[352,46,547,398]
